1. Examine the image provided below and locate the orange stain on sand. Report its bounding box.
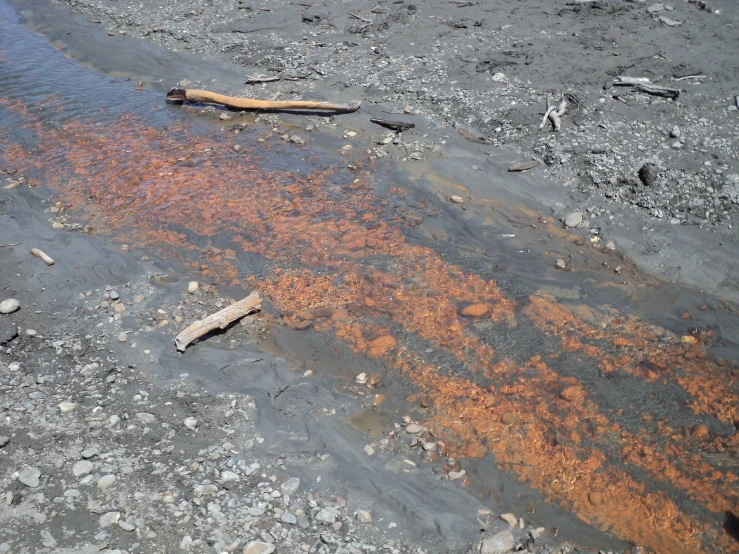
[1,96,738,554]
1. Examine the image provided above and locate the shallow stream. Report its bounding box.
[1,2,738,551]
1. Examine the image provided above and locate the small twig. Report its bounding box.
[348,12,371,23]
[0,242,20,247]
[673,74,705,81]
[245,75,281,85]
[270,91,282,101]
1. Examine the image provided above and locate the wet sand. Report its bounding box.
[2,0,739,553]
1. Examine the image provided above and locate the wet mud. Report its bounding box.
[1,2,739,552]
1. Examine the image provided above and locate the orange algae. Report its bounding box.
[0,96,737,553]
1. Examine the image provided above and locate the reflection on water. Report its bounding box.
[1,3,738,552]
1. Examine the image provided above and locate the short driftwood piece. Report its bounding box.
[633,83,680,99]
[31,248,55,266]
[508,160,539,172]
[370,118,415,132]
[245,75,281,85]
[175,291,261,351]
[540,95,567,132]
[167,88,360,113]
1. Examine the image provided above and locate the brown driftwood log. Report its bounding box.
[167,88,360,113]
[175,291,261,351]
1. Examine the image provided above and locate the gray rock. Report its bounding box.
[19,467,41,488]
[243,542,276,554]
[356,510,372,524]
[563,211,583,228]
[316,506,339,525]
[97,475,116,490]
[73,460,94,477]
[118,520,136,531]
[638,162,659,187]
[81,448,98,459]
[669,126,681,138]
[135,412,156,424]
[0,436,9,448]
[98,511,120,527]
[281,511,297,525]
[109,290,119,300]
[220,470,239,483]
[0,299,20,314]
[280,477,300,496]
[480,530,515,554]
[184,417,198,430]
[297,513,310,529]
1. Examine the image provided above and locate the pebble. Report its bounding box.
[99,511,120,527]
[109,290,120,300]
[563,211,583,228]
[289,135,305,146]
[118,520,136,531]
[136,412,156,424]
[221,471,239,483]
[0,299,20,314]
[316,506,339,525]
[0,437,8,448]
[405,423,424,434]
[73,460,94,477]
[19,467,41,488]
[491,72,506,83]
[500,513,518,527]
[97,475,116,490]
[281,511,297,525]
[188,281,199,294]
[669,126,681,138]
[117,332,127,343]
[280,477,300,496]
[58,401,76,413]
[356,510,372,524]
[481,530,515,554]
[243,542,276,554]
[364,445,375,456]
[449,195,464,204]
[184,417,198,430]
[554,259,566,270]
[355,372,367,384]
[448,469,466,480]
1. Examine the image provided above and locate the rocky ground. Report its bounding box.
[53,0,739,230]
[0,184,624,553]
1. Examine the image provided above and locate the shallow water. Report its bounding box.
[1,2,738,552]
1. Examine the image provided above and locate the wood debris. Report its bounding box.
[508,160,539,172]
[166,88,360,113]
[175,291,261,351]
[539,95,567,132]
[370,118,415,132]
[30,248,55,266]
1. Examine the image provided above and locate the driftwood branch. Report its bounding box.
[167,88,361,113]
[540,95,567,132]
[508,160,539,172]
[370,118,415,132]
[175,291,262,351]
[633,83,680,99]
[245,75,281,85]
[31,248,55,266]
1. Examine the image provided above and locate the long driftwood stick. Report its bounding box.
[167,88,360,113]
[175,291,262,351]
